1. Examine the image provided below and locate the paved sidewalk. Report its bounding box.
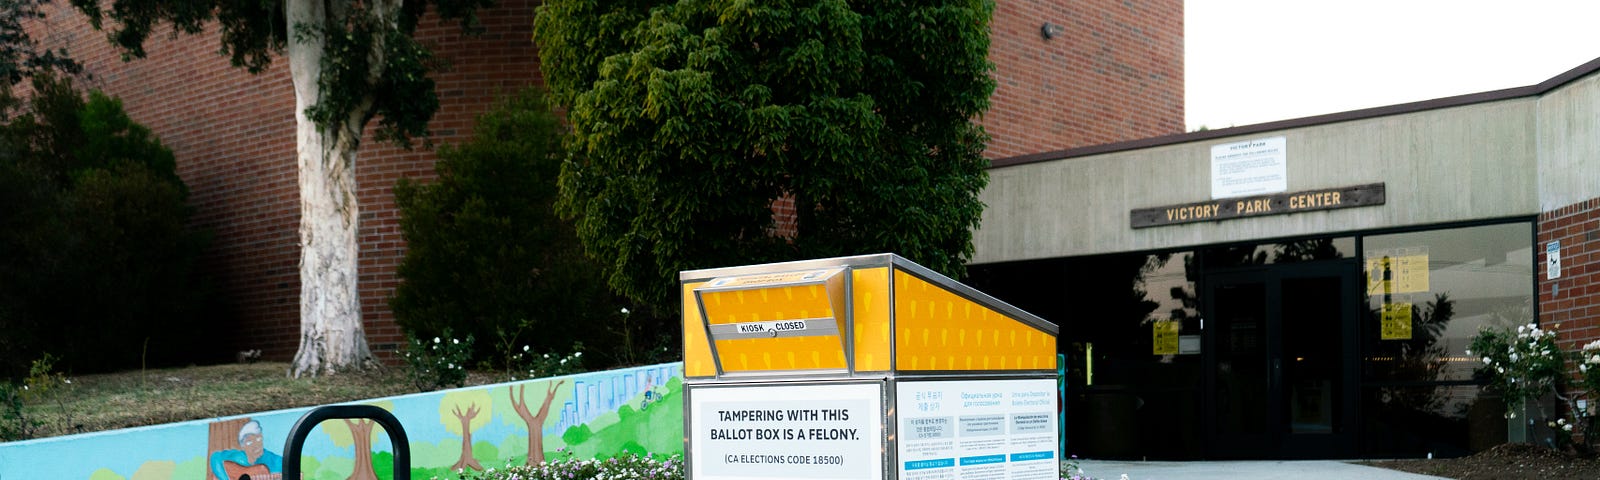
[1072,459,1452,480]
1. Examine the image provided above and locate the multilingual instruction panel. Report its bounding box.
[896,378,1059,480]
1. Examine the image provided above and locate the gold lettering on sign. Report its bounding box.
[1130,184,1383,229]
[1289,191,1344,209]
[1165,203,1221,221]
[1236,199,1272,214]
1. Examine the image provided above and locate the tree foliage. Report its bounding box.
[0,0,82,87]
[67,0,486,145]
[0,75,210,378]
[392,87,631,364]
[70,0,498,376]
[534,0,996,310]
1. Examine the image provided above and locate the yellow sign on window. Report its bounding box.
[1153,320,1179,355]
[1382,302,1413,340]
[1365,254,1430,294]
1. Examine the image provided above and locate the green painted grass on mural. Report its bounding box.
[562,377,684,459]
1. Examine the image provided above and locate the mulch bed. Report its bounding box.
[1364,443,1600,479]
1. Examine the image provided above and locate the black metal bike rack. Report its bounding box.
[280,404,411,480]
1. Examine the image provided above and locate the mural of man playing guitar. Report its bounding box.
[208,420,283,480]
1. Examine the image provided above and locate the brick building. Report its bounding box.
[35,0,1600,460]
[34,1,1184,361]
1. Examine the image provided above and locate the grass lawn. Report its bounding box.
[12,362,505,440]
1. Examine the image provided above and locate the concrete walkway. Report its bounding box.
[1072,459,1452,480]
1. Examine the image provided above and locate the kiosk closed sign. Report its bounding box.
[691,382,884,480]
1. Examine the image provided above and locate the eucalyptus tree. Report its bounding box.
[534,0,997,311]
[69,0,492,376]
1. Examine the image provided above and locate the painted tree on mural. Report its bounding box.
[323,401,393,480]
[440,389,492,471]
[508,380,565,465]
[69,0,495,377]
[533,0,996,312]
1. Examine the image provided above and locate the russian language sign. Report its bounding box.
[690,382,884,480]
[896,379,1059,480]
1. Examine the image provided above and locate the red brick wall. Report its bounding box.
[35,0,543,362]
[984,0,1184,158]
[1543,198,1600,354]
[34,0,1183,364]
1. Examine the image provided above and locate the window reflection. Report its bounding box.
[1362,223,1535,383]
[1202,237,1355,269]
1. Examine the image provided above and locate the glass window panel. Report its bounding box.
[1202,237,1356,269]
[1361,222,1535,383]
[1361,385,1502,458]
[966,250,1203,459]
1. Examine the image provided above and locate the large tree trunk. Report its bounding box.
[285,0,380,377]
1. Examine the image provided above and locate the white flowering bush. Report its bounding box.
[1469,323,1565,415]
[1580,339,1600,399]
[1470,323,1600,454]
[504,342,586,381]
[404,329,474,392]
[446,453,682,480]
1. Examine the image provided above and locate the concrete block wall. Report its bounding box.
[0,363,684,479]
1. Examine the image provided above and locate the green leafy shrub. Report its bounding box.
[0,75,210,378]
[391,85,665,368]
[0,382,34,441]
[1471,323,1600,454]
[402,330,473,392]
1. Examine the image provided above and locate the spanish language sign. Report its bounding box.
[896,379,1059,480]
[690,382,883,480]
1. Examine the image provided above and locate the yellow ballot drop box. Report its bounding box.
[681,254,1059,480]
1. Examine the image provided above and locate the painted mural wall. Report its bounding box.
[0,362,684,479]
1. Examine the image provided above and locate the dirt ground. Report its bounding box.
[1364,444,1600,479]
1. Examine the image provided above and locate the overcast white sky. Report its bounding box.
[1186,1,1600,131]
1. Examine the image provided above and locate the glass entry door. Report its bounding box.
[1204,262,1357,458]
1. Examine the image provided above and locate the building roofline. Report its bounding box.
[991,55,1600,169]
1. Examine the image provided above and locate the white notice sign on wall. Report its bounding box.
[1211,136,1287,199]
[691,382,884,480]
[896,378,1059,480]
